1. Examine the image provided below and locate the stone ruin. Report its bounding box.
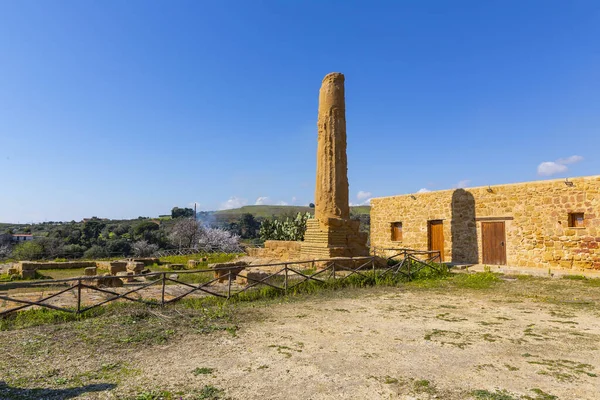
[300,73,368,259]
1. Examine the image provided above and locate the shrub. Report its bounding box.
[133,240,159,257]
[83,245,109,259]
[11,241,44,260]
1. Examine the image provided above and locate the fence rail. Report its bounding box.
[0,250,444,318]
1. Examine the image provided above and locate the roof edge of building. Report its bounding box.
[370,174,600,202]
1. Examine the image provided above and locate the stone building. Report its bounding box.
[370,175,600,270]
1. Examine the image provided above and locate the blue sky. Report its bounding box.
[1,1,598,223]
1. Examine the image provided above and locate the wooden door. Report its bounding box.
[428,220,444,262]
[482,222,506,265]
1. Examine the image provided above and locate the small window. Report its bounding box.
[568,213,585,228]
[391,222,403,241]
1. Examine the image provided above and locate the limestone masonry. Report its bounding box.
[370,175,600,270]
[300,73,368,259]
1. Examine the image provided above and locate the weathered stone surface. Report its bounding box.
[109,264,127,275]
[127,261,145,273]
[370,175,600,270]
[21,270,36,279]
[7,268,18,275]
[167,264,185,271]
[315,72,349,221]
[18,261,97,271]
[210,261,248,283]
[249,241,302,260]
[97,273,123,288]
[84,267,97,276]
[187,260,200,269]
[300,72,368,259]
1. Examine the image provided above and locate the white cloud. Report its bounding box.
[537,162,568,176]
[291,196,297,204]
[455,180,471,189]
[356,191,372,200]
[254,196,270,205]
[416,188,430,193]
[219,196,248,210]
[537,155,583,176]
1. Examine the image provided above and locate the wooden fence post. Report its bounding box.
[227,270,232,299]
[161,273,166,306]
[77,279,81,314]
[284,264,288,294]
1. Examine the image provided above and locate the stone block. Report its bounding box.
[127,261,145,273]
[168,264,185,271]
[84,267,97,276]
[109,264,127,275]
[21,269,36,279]
[187,260,200,269]
[210,261,248,283]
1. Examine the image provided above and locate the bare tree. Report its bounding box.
[132,240,158,257]
[198,227,241,253]
[169,219,201,249]
[0,234,12,259]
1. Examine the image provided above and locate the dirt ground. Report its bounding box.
[1,274,600,399]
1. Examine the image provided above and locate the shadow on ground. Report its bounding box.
[0,381,116,399]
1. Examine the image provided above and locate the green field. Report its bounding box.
[213,205,370,220]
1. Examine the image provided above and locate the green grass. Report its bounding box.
[452,272,501,289]
[192,367,215,375]
[472,389,518,400]
[158,252,239,267]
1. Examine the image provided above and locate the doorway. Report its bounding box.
[428,220,444,262]
[482,221,506,265]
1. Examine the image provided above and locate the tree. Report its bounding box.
[132,240,158,257]
[171,207,195,219]
[12,241,44,260]
[0,233,12,258]
[169,219,201,249]
[238,213,259,239]
[83,245,109,259]
[83,220,106,244]
[197,227,241,253]
[133,221,160,242]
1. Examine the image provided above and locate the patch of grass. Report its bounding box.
[472,389,518,400]
[528,358,597,381]
[436,312,467,322]
[384,376,398,384]
[562,274,587,280]
[452,272,501,289]
[523,388,558,400]
[193,367,215,375]
[413,379,435,394]
[158,252,239,268]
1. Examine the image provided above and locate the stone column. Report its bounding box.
[301,72,368,260]
[315,72,350,221]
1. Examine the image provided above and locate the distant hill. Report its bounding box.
[211,205,370,221]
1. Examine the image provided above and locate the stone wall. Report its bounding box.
[370,175,600,270]
[246,240,302,261]
[18,261,98,271]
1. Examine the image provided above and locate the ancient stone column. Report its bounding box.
[315,72,350,221]
[301,72,368,260]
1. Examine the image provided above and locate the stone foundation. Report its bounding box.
[301,218,369,259]
[247,240,302,261]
